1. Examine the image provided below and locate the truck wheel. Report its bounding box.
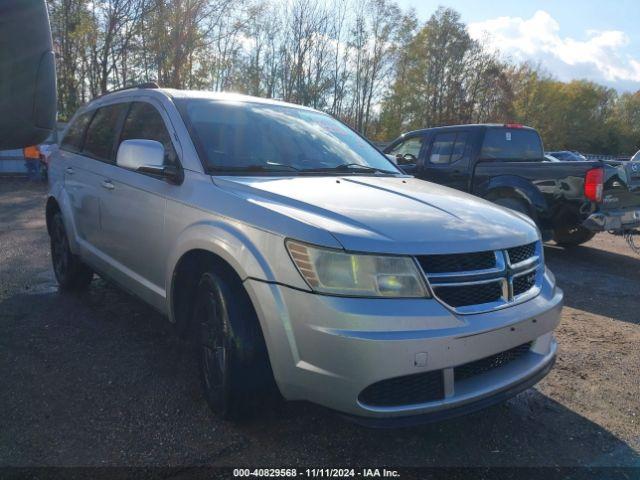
[49,212,93,291]
[553,226,595,247]
[194,270,275,420]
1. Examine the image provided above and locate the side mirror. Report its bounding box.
[116,139,183,184]
[0,0,57,149]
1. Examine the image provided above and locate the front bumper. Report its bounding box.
[344,353,556,427]
[245,268,562,419]
[583,209,640,232]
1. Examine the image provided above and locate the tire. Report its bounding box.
[49,212,93,291]
[194,270,275,420]
[553,225,595,247]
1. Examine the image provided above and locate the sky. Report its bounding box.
[395,0,640,92]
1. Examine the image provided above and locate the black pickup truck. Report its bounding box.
[384,124,640,245]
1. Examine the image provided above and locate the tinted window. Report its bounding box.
[450,132,468,162]
[120,102,177,166]
[60,112,92,152]
[177,99,399,174]
[481,128,543,161]
[429,133,456,164]
[82,104,127,162]
[389,136,423,160]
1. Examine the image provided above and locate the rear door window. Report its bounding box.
[119,102,178,166]
[60,112,93,153]
[429,133,456,164]
[450,132,468,162]
[481,128,543,161]
[82,103,127,163]
[429,132,470,165]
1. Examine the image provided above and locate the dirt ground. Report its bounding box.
[0,178,638,467]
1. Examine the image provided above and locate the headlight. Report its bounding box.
[286,240,429,298]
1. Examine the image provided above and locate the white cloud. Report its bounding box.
[468,10,640,90]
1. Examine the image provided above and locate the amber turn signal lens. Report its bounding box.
[23,145,41,159]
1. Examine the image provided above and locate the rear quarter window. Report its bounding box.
[481,128,543,161]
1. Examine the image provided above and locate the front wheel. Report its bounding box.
[194,270,275,420]
[49,212,93,291]
[553,226,596,247]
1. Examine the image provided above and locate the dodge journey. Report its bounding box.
[46,85,562,424]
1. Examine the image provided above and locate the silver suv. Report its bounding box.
[47,86,562,424]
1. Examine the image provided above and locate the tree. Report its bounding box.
[349,0,399,134]
[47,0,95,119]
[45,0,640,155]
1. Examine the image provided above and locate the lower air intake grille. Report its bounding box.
[507,242,536,264]
[358,370,444,407]
[433,281,502,308]
[454,343,532,381]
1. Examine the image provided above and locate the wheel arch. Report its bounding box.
[166,221,276,335]
[479,176,547,225]
[45,191,81,253]
[170,248,242,337]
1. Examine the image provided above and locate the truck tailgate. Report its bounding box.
[601,160,640,211]
[585,160,640,232]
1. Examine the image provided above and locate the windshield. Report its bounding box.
[176,99,400,175]
[631,150,639,162]
[481,128,543,161]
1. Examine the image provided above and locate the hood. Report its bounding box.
[213,175,539,255]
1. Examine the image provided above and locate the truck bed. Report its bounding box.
[473,159,640,233]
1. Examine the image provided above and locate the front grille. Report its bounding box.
[358,370,445,407]
[433,281,502,307]
[513,271,536,296]
[421,242,541,314]
[507,242,537,265]
[454,343,532,381]
[417,250,495,274]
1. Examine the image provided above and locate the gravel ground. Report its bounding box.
[0,178,638,467]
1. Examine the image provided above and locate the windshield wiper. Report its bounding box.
[301,163,397,174]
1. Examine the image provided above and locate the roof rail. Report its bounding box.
[94,82,160,101]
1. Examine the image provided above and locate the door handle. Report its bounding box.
[101,180,115,190]
[65,167,74,175]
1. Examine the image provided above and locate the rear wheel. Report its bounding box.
[49,212,93,291]
[553,225,595,247]
[194,270,275,420]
